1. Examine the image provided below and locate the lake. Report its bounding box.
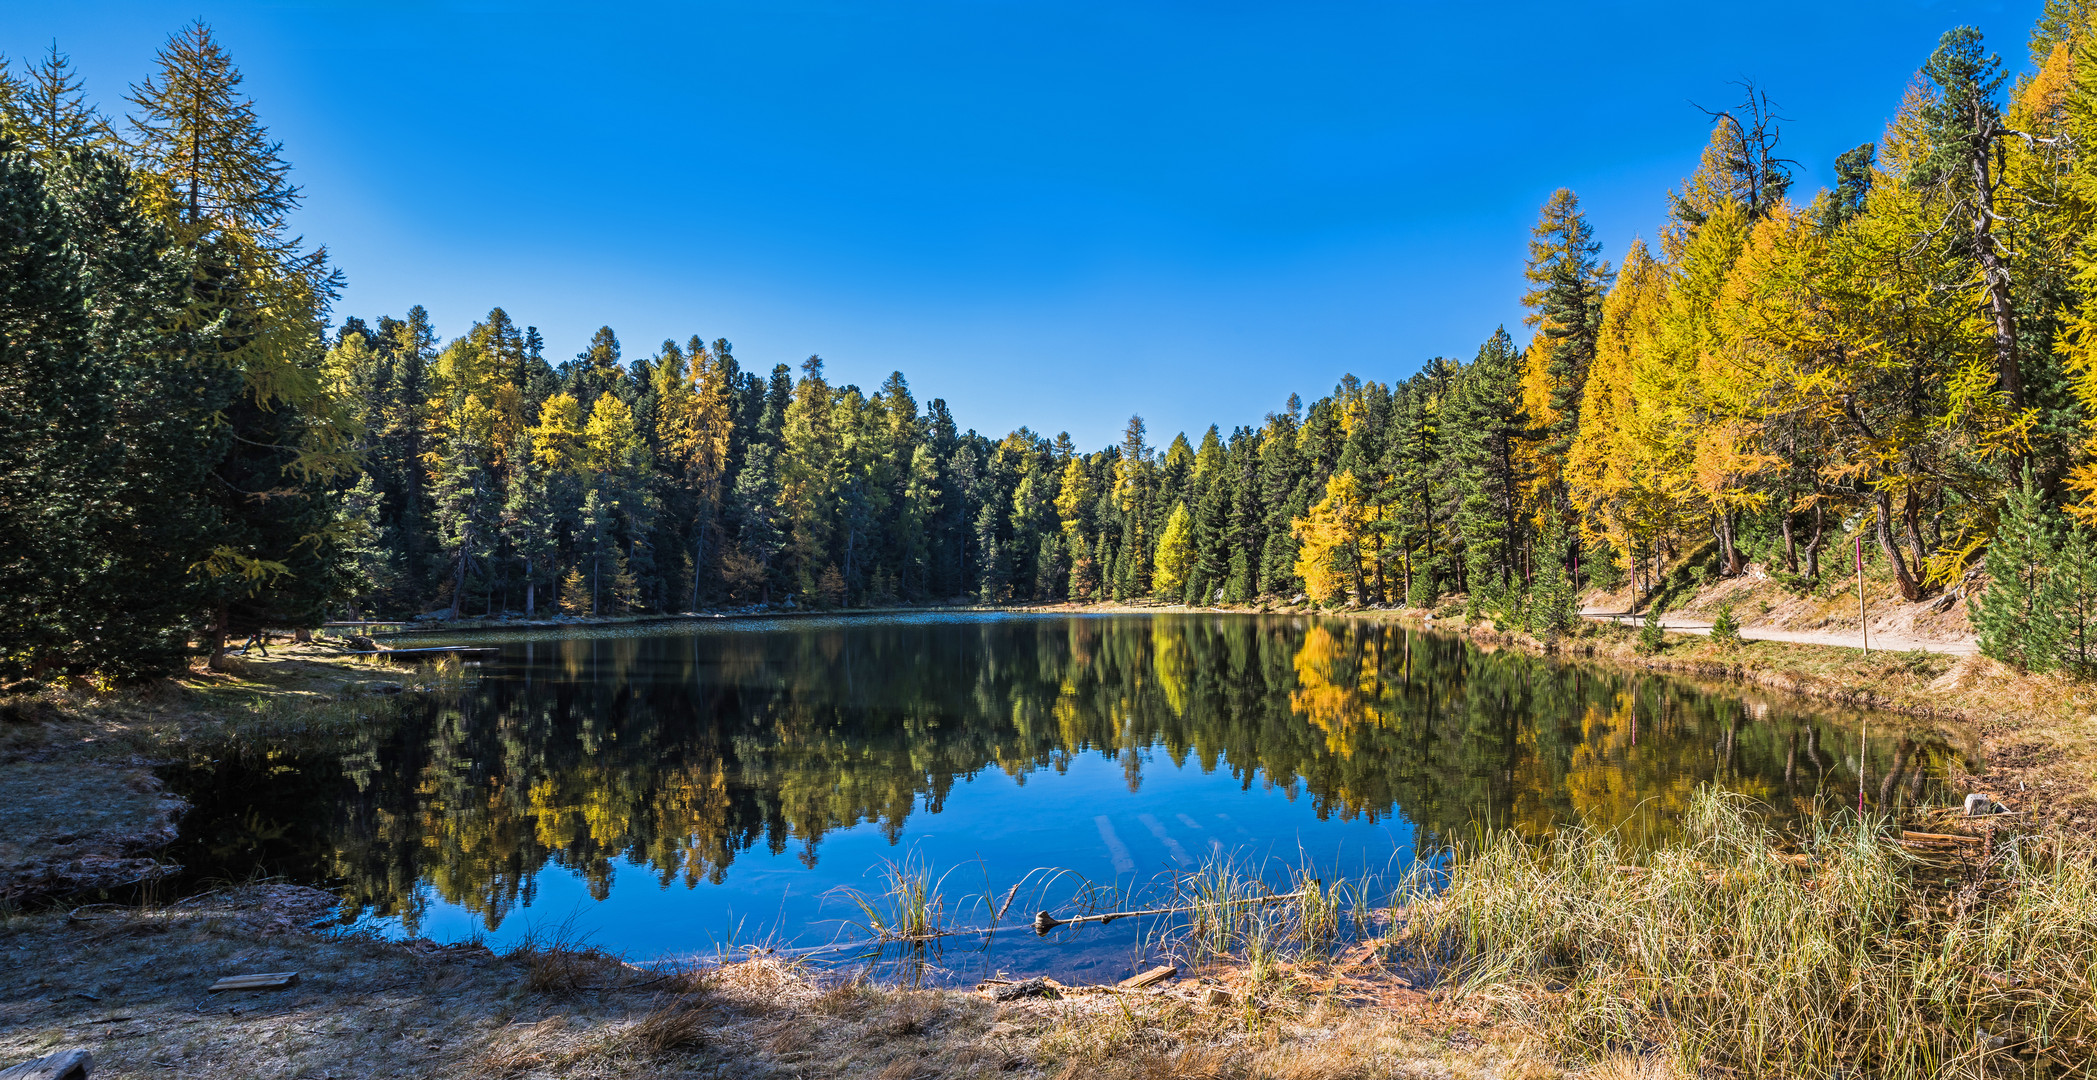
[160,612,1962,984]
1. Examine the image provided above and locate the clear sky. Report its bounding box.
[5,0,2041,448]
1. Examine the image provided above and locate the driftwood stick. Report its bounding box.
[1032,889,1311,934]
[686,889,1323,967]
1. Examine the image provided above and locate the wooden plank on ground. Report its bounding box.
[0,1048,93,1080]
[1117,965,1177,990]
[209,972,300,992]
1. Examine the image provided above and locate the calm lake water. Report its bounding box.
[161,612,1963,983]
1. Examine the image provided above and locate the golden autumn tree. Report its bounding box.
[1293,472,1379,603]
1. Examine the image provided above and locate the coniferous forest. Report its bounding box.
[17,12,2097,678]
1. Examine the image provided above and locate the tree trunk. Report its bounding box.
[1715,511,1744,576]
[1804,504,1825,580]
[1874,490,1924,601]
[1780,512,1798,574]
[447,546,468,621]
[1902,490,1931,588]
[205,604,230,672]
[1970,134,2023,411]
[689,532,706,613]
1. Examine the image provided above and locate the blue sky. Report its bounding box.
[7,0,2039,448]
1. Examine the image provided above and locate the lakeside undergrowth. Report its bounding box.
[1416,788,2097,1078]
[814,786,2096,1078]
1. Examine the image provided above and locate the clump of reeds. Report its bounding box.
[1160,856,1360,983]
[1410,787,2097,1078]
[839,853,950,941]
[508,917,631,994]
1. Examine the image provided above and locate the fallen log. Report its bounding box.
[0,1049,92,1080]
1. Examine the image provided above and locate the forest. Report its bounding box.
[11,8,2097,678]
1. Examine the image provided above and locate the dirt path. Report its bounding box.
[1580,608,1978,656]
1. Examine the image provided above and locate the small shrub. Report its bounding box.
[1636,607,1667,654]
[1710,603,1743,650]
[1771,570,1818,595]
[1585,545,1625,592]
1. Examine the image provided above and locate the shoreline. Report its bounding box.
[1,604,2087,1077]
[359,595,2085,826]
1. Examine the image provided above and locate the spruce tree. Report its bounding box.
[16,46,114,163]
[1973,470,2065,670]
[1223,432,1263,602]
[1451,328,1533,611]
[1522,189,1611,483]
[2055,522,2097,677]
[0,142,221,678]
[1256,399,1304,596]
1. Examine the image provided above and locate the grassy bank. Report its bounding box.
[0,881,1530,1079]
[1417,789,2097,1078]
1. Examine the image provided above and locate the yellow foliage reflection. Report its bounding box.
[165,616,1951,934]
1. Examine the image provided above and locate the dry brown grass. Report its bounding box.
[1417,789,2097,1079]
[1572,1056,1690,1080]
[0,879,1577,1079]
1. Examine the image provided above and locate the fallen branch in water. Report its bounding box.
[701,886,1323,965]
[1031,888,1311,933]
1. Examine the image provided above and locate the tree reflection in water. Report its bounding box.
[162,614,1962,941]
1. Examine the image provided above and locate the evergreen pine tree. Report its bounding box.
[2055,521,2097,677]
[1522,188,1611,504]
[1710,602,1743,650]
[1451,328,1533,612]
[0,142,221,678]
[1974,470,2066,670]
[1637,605,1668,654]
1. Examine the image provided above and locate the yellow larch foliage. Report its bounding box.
[1291,472,1378,603]
[582,394,645,475]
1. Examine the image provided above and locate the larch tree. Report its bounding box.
[125,21,353,664]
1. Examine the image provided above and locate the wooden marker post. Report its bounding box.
[1856,534,1869,655]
